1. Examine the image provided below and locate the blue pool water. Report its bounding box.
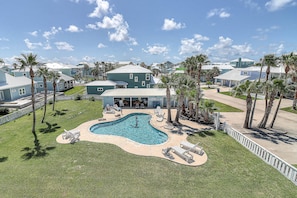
[90,113,168,145]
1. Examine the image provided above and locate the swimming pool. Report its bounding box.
[89,113,168,145]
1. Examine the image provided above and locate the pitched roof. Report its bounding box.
[106,64,152,74]
[0,73,32,90]
[214,69,250,81]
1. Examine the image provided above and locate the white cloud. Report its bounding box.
[243,0,261,10]
[162,18,185,31]
[97,14,124,29]
[43,40,52,50]
[65,25,83,32]
[86,24,98,30]
[207,8,231,18]
[97,43,106,48]
[0,37,9,41]
[207,36,253,59]
[143,45,169,55]
[24,39,42,49]
[179,34,209,55]
[88,0,110,18]
[55,42,74,51]
[43,27,62,40]
[265,0,293,11]
[29,31,38,37]
[70,0,80,3]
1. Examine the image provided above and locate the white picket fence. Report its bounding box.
[223,123,297,186]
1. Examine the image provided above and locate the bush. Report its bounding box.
[48,100,53,105]
[89,96,95,101]
[74,94,82,101]
[0,107,9,115]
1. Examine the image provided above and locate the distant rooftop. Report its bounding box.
[106,64,152,74]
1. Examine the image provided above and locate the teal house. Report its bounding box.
[106,64,153,88]
[85,80,117,95]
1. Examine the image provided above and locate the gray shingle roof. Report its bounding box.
[106,65,152,74]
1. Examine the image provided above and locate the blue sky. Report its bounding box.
[0,0,296,65]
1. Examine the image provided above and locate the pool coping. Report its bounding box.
[56,109,208,166]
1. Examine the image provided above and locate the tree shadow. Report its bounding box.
[39,122,61,133]
[52,109,67,117]
[0,157,8,162]
[21,139,56,160]
[250,128,297,145]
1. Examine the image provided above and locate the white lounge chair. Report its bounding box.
[171,146,194,163]
[62,129,80,144]
[180,141,204,155]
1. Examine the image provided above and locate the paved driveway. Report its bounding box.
[203,86,297,164]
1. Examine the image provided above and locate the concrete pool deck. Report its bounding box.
[56,108,208,166]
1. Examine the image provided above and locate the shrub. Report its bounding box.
[74,94,82,101]
[89,96,95,101]
[0,107,9,115]
[48,100,53,105]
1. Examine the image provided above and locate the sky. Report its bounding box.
[0,0,296,66]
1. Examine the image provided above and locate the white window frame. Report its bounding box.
[39,84,43,88]
[142,81,145,86]
[134,76,138,82]
[134,86,138,88]
[129,73,133,79]
[97,87,104,91]
[146,84,150,88]
[19,88,26,96]
[145,73,150,80]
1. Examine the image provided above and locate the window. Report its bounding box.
[146,84,150,88]
[129,73,133,79]
[134,76,138,82]
[145,73,150,80]
[134,86,138,88]
[97,87,104,91]
[39,84,43,88]
[0,91,4,101]
[19,88,26,96]
[142,81,145,86]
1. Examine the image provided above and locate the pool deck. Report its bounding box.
[56,108,208,166]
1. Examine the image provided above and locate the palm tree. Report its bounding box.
[15,53,39,144]
[232,80,256,128]
[200,99,216,123]
[92,61,101,80]
[194,54,209,121]
[158,75,173,123]
[258,79,283,128]
[83,63,90,80]
[269,53,293,128]
[36,66,49,123]
[49,71,61,111]
[289,54,297,110]
[0,58,4,67]
[171,74,196,123]
[263,54,278,109]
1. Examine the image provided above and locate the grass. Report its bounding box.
[64,86,85,96]
[219,91,260,100]
[281,106,297,114]
[204,99,243,112]
[0,100,296,197]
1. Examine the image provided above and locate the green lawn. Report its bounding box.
[219,91,259,100]
[0,100,296,197]
[281,106,297,114]
[64,86,85,96]
[204,99,243,112]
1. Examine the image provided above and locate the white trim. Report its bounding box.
[145,73,150,80]
[19,88,26,96]
[97,87,104,91]
[141,81,145,86]
[129,73,133,79]
[134,76,138,82]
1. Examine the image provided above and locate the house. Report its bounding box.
[214,65,286,87]
[106,64,153,88]
[12,67,75,93]
[230,58,254,68]
[0,69,34,102]
[101,88,176,108]
[85,80,117,95]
